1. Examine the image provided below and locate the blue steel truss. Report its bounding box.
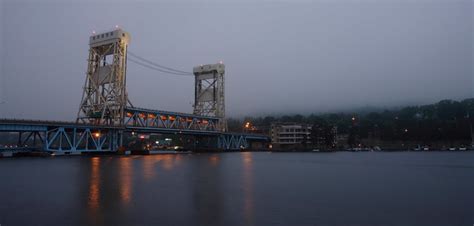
[44,127,120,152]
[0,120,121,153]
[0,113,269,153]
[217,133,270,150]
[218,134,248,150]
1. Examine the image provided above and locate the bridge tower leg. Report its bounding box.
[76,28,131,126]
[193,63,227,131]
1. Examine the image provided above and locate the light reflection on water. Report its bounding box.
[1,152,473,226]
[208,154,220,166]
[118,157,132,205]
[87,157,100,211]
[161,154,175,171]
[241,152,255,225]
[142,155,157,181]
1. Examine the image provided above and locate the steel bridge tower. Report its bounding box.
[193,63,227,131]
[77,29,131,126]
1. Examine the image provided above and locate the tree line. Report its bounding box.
[228,98,474,145]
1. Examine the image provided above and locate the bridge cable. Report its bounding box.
[127,51,193,75]
[127,58,194,77]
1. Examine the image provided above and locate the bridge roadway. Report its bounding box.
[0,109,269,153]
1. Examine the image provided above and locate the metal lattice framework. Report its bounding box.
[218,134,248,150]
[0,120,121,153]
[218,133,271,150]
[193,63,227,131]
[77,29,131,126]
[0,119,269,153]
[44,127,120,152]
[0,29,271,155]
[124,107,219,132]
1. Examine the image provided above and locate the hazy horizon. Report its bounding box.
[0,0,472,120]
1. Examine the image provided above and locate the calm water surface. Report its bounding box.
[0,152,473,226]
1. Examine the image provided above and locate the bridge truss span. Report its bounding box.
[124,107,220,132]
[0,119,269,153]
[0,119,122,153]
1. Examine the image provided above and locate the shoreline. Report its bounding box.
[1,148,474,158]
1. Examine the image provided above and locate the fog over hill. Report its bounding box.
[0,0,472,120]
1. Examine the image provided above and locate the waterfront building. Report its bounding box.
[270,123,312,149]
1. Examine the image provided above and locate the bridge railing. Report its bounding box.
[0,118,119,129]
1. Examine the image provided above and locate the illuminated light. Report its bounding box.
[404,129,408,132]
[165,138,172,141]
[155,141,159,144]
[148,114,155,118]
[139,135,145,139]
[115,25,119,29]
[126,112,133,117]
[169,116,175,121]
[131,132,136,136]
[139,113,146,118]
[202,120,208,124]
[352,117,356,121]
[93,132,101,138]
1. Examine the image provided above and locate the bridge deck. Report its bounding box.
[0,117,269,153]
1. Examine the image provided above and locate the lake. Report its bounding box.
[0,152,473,226]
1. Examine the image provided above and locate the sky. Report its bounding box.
[0,0,472,120]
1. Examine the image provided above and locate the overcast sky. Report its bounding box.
[0,0,472,120]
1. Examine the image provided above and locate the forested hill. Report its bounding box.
[229,98,474,142]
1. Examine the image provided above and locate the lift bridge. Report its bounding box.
[0,28,269,154]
